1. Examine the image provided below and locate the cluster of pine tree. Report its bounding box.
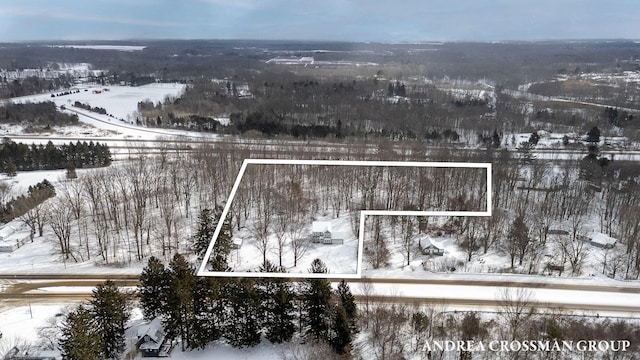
[233,111,345,138]
[59,280,130,360]
[138,207,359,355]
[0,179,55,223]
[139,255,358,354]
[0,140,111,174]
[73,101,107,115]
[0,101,77,124]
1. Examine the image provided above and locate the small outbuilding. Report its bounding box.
[231,237,243,249]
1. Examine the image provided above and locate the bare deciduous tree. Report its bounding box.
[48,199,76,263]
[289,222,310,267]
[497,287,536,340]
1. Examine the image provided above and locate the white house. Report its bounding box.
[311,221,344,245]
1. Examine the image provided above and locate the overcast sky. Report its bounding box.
[1,0,639,43]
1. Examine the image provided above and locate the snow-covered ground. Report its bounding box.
[1,74,640,358]
[229,214,358,275]
[0,304,284,360]
[3,83,216,141]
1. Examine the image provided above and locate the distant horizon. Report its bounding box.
[1,1,639,43]
[3,38,640,45]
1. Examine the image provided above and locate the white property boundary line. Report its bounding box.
[197,159,492,278]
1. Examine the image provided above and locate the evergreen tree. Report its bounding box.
[492,130,501,148]
[193,208,215,259]
[304,259,333,341]
[258,261,296,344]
[200,205,233,271]
[59,305,100,360]
[164,253,196,351]
[528,131,540,145]
[90,280,130,360]
[65,161,77,179]
[387,83,394,96]
[189,277,223,350]
[223,278,262,347]
[330,306,352,355]
[586,126,601,144]
[5,158,16,177]
[337,280,357,332]
[139,256,169,320]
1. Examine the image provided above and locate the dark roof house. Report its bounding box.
[136,317,172,357]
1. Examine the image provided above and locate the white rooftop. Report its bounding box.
[589,232,617,246]
[312,221,332,233]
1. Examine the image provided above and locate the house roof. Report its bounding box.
[0,220,25,239]
[312,221,332,233]
[589,232,617,246]
[137,317,165,350]
[421,236,442,249]
[4,346,60,360]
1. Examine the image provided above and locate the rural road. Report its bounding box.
[2,274,640,315]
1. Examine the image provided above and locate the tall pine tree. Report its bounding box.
[337,280,358,332]
[330,306,352,355]
[59,305,100,360]
[304,259,333,341]
[90,280,130,360]
[164,253,196,351]
[195,206,233,271]
[211,205,233,271]
[258,261,296,344]
[139,256,169,320]
[223,277,261,347]
[193,208,215,259]
[189,277,223,350]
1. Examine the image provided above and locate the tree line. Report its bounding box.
[0,75,75,98]
[0,101,77,125]
[140,252,357,355]
[0,140,111,174]
[0,179,55,224]
[73,101,107,115]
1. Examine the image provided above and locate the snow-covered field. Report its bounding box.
[2,83,215,141]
